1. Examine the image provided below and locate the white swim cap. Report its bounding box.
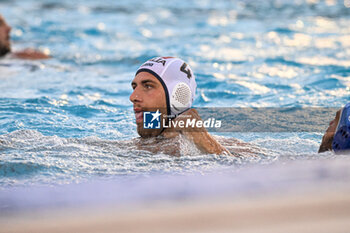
[135,57,196,117]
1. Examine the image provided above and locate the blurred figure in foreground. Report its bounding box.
[0,14,50,60]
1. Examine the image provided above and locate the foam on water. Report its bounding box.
[0,129,334,187]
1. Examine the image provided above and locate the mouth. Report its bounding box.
[134,108,143,123]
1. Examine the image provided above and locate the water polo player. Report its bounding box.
[130,57,230,155]
[0,14,50,60]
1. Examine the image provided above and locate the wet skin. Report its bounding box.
[130,71,167,138]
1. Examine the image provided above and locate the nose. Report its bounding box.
[129,87,142,103]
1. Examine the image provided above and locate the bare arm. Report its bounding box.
[162,109,232,156]
[12,48,50,60]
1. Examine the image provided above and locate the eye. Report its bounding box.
[144,84,152,89]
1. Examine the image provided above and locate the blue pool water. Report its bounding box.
[0,0,350,193]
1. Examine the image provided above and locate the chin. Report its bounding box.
[137,124,163,138]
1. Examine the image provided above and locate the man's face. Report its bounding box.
[130,72,167,137]
[0,15,11,57]
[318,109,341,153]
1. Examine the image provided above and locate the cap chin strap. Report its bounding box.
[171,106,191,119]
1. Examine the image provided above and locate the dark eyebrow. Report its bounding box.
[131,79,157,86]
[141,79,157,85]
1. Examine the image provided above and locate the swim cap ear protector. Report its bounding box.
[332,102,350,153]
[135,57,196,117]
